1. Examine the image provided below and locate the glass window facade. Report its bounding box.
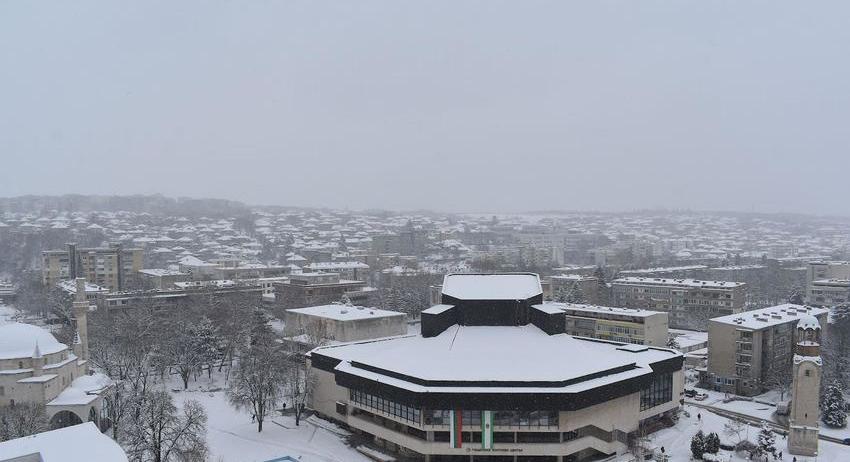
[350,389,421,424]
[640,372,673,411]
[424,409,558,428]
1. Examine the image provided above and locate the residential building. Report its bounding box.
[611,277,747,330]
[308,273,683,462]
[42,243,144,291]
[274,272,375,309]
[283,304,406,343]
[304,261,370,282]
[698,304,828,396]
[806,261,850,306]
[548,303,668,346]
[137,268,191,289]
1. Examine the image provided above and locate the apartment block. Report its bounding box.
[274,272,375,309]
[699,304,828,396]
[611,277,746,330]
[42,243,144,291]
[806,261,850,306]
[547,302,668,346]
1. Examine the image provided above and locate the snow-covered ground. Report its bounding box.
[0,303,18,324]
[653,403,850,461]
[685,386,850,451]
[165,373,371,462]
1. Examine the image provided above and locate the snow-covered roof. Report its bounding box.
[711,304,828,329]
[797,314,822,330]
[612,277,745,289]
[47,373,111,406]
[0,323,66,360]
[421,304,454,315]
[545,302,663,318]
[139,268,188,277]
[441,273,542,300]
[314,324,676,385]
[0,422,127,462]
[305,261,369,270]
[287,304,405,322]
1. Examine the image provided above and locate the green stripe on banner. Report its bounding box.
[482,410,494,449]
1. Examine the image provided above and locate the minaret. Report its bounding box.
[788,315,822,457]
[72,277,90,362]
[32,341,43,377]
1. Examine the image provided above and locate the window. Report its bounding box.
[641,373,673,411]
[0,386,4,396]
[349,389,420,424]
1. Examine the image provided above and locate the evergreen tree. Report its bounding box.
[690,430,705,459]
[788,287,805,305]
[704,432,720,454]
[666,335,681,350]
[192,317,221,379]
[754,422,776,461]
[822,380,848,428]
[553,284,571,303]
[593,266,609,305]
[565,282,587,304]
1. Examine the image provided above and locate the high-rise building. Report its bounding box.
[699,304,827,397]
[42,243,143,291]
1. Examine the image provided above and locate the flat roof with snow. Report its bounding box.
[710,304,829,330]
[545,302,663,318]
[313,324,675,385]
[441,273,542,300]
[612,277,745,289]
[287,304,405,322]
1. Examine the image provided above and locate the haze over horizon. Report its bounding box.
[2,1,849,215]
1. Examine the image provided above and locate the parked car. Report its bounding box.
[694,392,709,401]
[684,388,697,398]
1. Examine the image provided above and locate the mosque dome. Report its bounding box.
[0,323,67,361]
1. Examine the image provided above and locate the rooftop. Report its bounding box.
[544,302,663,318]
[710,304,829,329]
[0,323,66,360]
[0,422,127,462]
[287,304,405,321]
[612,277,745,289]
[313,324,676,386]
[441,273,542,300]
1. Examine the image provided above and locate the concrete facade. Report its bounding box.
[699,304,828,397]
[283,304,406,343]
[42,243,143,291]
[553,303,669,346]
[611,277,747,330]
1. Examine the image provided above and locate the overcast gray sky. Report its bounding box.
[1,1,848,214]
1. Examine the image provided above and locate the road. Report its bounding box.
[686,400,847,444]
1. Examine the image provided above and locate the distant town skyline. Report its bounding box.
[2,1,849,215]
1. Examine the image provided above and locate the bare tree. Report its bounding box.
[126,391,207,462]
[227,309,285,432]
[283,346,316,427]
[0,403,47,442]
